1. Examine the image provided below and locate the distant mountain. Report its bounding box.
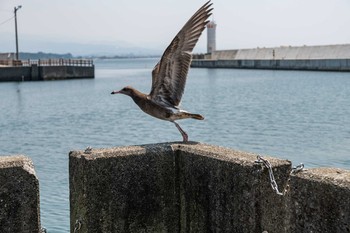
[0,33,162,57]
[0,31,205,59]
[18,52,73,59]
[81,54,160,59]
[0,51,159,60]
[0,32,206,57]
[22,40,162,57]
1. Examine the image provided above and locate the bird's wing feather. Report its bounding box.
[150,1,213,107]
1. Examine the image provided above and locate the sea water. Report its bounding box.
[0,58,349,232]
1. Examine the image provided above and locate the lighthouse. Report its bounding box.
[207,20,216,54]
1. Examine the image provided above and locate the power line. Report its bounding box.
[0,16,14,27]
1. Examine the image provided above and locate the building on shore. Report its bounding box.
[0,53,15,61]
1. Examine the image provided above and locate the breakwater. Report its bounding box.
[0,59,94,82]
[191,58,350,71]
[192,44,350,71]
[2,142,350,232]
[69,142,350,232]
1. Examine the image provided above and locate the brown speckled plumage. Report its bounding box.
[112,1,213,142]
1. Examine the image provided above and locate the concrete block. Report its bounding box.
[0,155,41,233]
[288,168,350,232]
[69,142,291,232]
[175,143,291,233]
[0,67,31,82]
[69,143,179,233]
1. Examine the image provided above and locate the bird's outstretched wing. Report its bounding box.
[149,1,213,107]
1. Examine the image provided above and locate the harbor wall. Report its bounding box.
[0,64,94,82]
[0,155,41,232]
[0,66,31,82]
[69,142,350,233]
[191,59,350,71]
[40,66,94,80]
[2,144,349,232]
[192,44,350,71]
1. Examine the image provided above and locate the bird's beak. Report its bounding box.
[111,90,120,95]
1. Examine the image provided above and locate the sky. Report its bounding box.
[0,0,350,55]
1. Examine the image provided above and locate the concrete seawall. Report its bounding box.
[0,61,94,82]
[211,44,350,60]
[192,44,350,71]
[191,59,350,71]
[2,144,349,232]
[0,65,94,82]
[0,155,41,232]
[40,65,94,80]
[69,142,350,232]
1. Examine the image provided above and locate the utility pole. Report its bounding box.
[14,5,22,60]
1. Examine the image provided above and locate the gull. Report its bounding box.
[111,1,213,142]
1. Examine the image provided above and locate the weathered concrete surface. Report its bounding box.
[0,67,31,81]
[192,44,350,71]
[191,59,350,71]
[41,66,94,80]
[0,65,94,82]
[70,142,291,232]
[69,143,179,233]
[288,168,350,233]
[70,143,350,232]
[176,143,291,233]
[0,155,41,233]
[211,44,350,60]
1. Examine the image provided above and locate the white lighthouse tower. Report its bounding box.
[207,20,216,54]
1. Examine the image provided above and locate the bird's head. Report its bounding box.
[111,86,135,97]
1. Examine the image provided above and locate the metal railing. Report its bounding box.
[0,59,94,67]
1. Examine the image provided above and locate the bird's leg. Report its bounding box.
[173,121,188,142]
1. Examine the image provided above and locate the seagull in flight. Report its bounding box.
[111,1,213,142]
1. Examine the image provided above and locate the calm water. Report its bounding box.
[1,58,350,232]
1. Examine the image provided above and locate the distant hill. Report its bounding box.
[0,51,159,60]
[0,32,163,57]
[84,54,160,59]
[18,52,73,59]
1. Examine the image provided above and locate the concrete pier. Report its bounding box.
[0,155,41,232]
[1,143,349,232]
[69,142,350,232]
[0,59,94,82]
[192,44,350,71]
[191,59,350,71]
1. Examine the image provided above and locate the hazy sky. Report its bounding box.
[1,0,350,54]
